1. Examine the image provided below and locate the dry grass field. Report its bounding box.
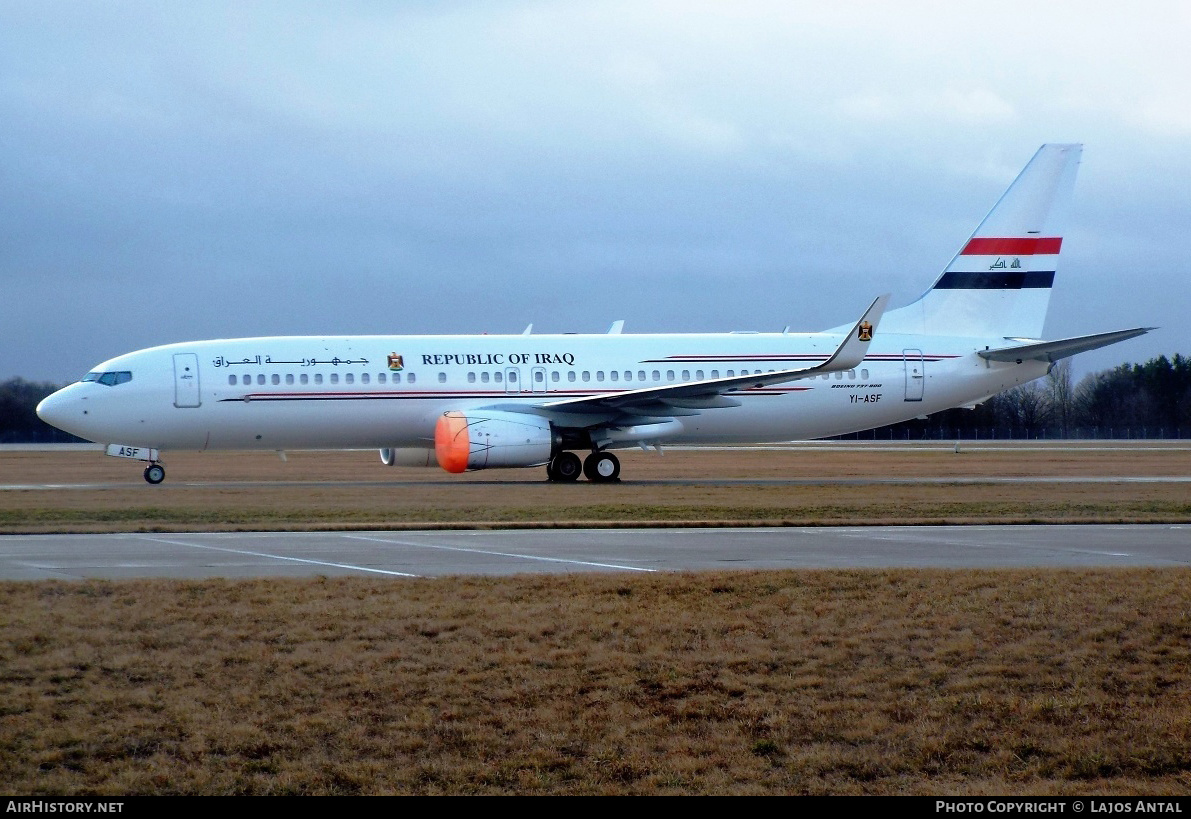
[2,569,1190,795]
[2,444,1190,795]
[2,442,1191,532]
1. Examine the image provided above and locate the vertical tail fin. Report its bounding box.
[882,143,1082,339]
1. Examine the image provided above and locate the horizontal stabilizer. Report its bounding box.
[977,327,1154,363]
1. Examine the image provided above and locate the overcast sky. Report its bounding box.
[3,1,1188,385]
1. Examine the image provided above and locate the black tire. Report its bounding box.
[583,451,620,482]
[549,452,582,482]
[144,464,165,485]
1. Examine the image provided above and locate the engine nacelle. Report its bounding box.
[434,410,556,473]
[379,448,436,467]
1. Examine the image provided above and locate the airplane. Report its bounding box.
[36,143,1150,484]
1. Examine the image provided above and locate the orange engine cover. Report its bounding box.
[434,410,555,473]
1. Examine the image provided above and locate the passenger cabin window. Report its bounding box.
[257,374,265,385]
[468,372,476,383]
[407,373,416,384]
[314,374,323,385]
[228,375,237,385]
[286,374,294,385]
[610,371,618,382]
[638,371,646,381]
[438,372,447,383]
[300,374,309,385]
[361,373,369,384]
[345,373,354,384]
[271,374,280,385]
[861,369,869,379]
[330,373,339,385]
[481,372,490,383]
[568,371,576,382]
[534,370,544,383]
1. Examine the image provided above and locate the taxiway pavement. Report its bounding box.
[2,524,1188,580]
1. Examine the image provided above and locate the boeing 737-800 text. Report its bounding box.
[37,144,1150,483]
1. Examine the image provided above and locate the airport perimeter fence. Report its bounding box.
[831,426,1190,441]
[0,428,87,445]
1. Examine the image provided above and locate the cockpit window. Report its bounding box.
[83,371,132,386]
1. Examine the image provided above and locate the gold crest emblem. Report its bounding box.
[387,353,404,371]
[857,321,873,342]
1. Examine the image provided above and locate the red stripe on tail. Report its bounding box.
[960,237,1062,255]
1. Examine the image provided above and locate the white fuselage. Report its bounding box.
[37,330,1049,453]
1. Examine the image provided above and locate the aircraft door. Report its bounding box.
[531,366,547,394]
[504,367,521,395]
[903,349,924,402]
[173,353,202,408]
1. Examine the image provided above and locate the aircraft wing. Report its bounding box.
[537,294,890,418]
[977,327,1154,364]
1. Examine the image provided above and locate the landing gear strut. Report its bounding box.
[583,451,620,482]
[143,463,166,485]
[546,451,582,482]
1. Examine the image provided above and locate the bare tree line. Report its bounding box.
[856,354,1191,440]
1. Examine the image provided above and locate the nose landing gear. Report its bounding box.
[143,463,165,484]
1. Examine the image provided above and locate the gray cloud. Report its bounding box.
[2,1,1187,384]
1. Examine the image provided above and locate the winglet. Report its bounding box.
[821,294,890,372]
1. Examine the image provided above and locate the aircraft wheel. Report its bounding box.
[548,452,582,482]
[583,451,620,482]
[144,464,166,485]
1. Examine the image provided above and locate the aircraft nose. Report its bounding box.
[36,390,67,427]
[36,386,87,437]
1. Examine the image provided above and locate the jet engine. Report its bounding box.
[434,410,557,472]
[379,448,436,467]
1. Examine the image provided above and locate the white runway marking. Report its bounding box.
[138,536,420,577]
[343,533,656,573]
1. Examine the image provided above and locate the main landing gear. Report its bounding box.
[546,451,620,482]
[143,463,166,485]
[546,451,582,482]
